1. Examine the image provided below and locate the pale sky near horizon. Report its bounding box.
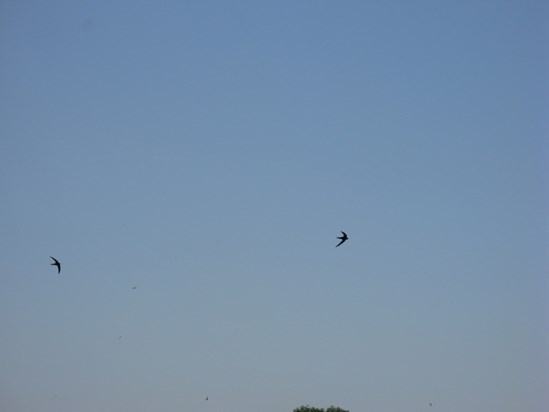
[1,1,548,411]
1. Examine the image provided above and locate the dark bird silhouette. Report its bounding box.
[50,256,61,273]
[205,396,208,401]
[335,231,348,247]
[430,402,432,407]
[132,286,137,290]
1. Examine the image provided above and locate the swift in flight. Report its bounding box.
[336,231,348,247]
[50,256,61,273]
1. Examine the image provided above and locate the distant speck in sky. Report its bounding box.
[82,17,95,32]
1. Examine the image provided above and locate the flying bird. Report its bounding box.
[335,231,348,247]
[430,402,432,407]
[50,256,61,273]
[205,396,208,401]
[132,286,137,290]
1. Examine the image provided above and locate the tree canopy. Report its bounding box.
[293,405,349,412]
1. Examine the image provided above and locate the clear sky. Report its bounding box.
[1,1,547,411]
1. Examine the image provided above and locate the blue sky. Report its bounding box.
[1,1,547,411]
